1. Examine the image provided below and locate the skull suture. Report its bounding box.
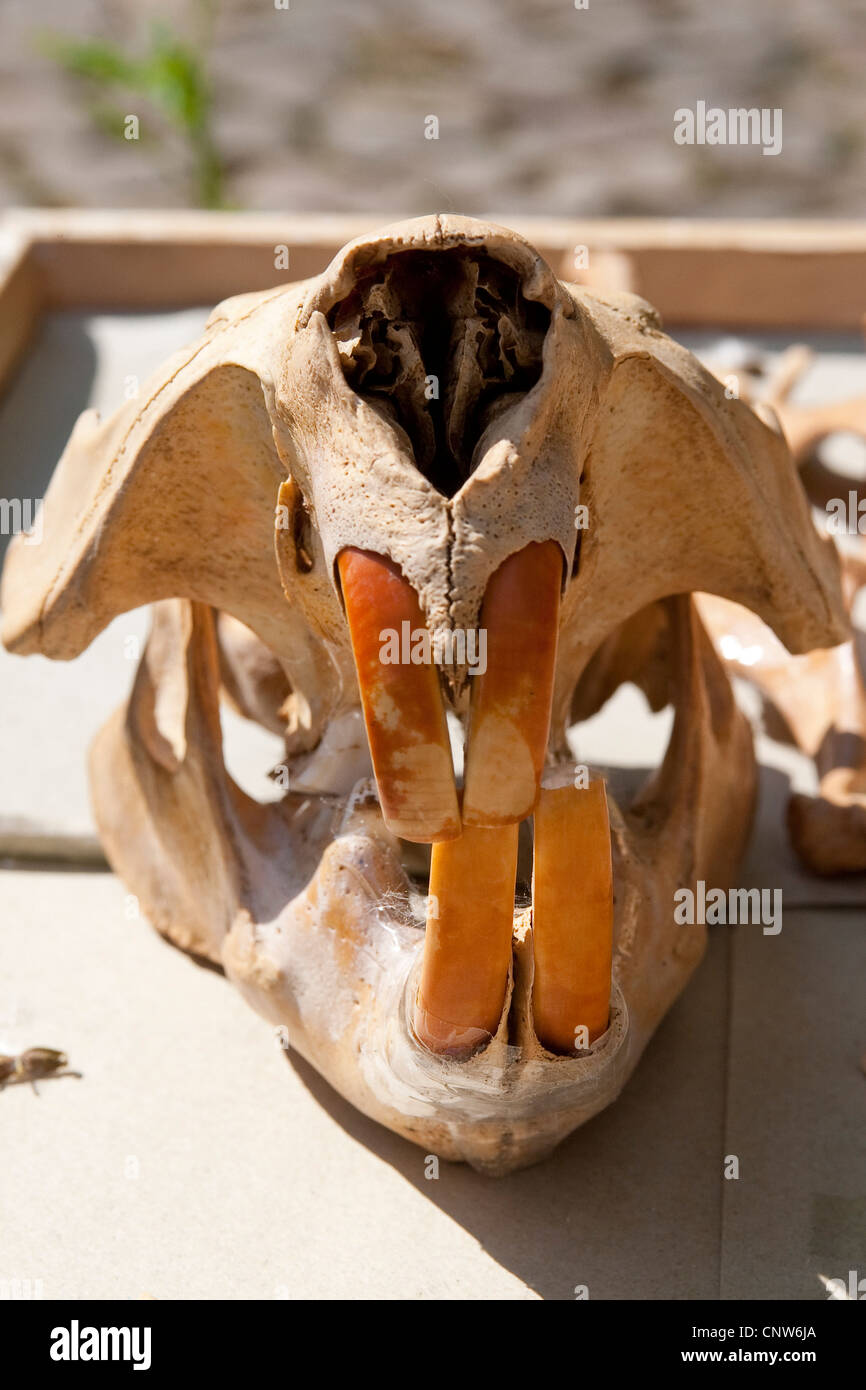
[0,216,850,1174]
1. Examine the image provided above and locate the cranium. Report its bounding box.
[1,214,849,1175]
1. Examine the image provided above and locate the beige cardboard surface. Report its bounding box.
[720,908,866,1302]
[0,610,283,854]
[0,867,730,1300]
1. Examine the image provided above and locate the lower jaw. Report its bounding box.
[223,783,634,1175]
[88,593,757,1176]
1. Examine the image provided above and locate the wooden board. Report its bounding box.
[1,211,866,393]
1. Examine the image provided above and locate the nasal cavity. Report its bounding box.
[327,247,551,497]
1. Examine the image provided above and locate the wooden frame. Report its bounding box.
[2,211,866,395]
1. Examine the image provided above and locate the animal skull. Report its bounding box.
[0,215,849,1174]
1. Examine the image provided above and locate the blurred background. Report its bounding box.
[0,0,864,217]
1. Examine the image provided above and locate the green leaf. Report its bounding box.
[38,35,141,87]
[38,21,229,210]
[141,47,210,133]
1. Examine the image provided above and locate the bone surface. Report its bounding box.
[698,337,866,874]
[0,214,850,1174]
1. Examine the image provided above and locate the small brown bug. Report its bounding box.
[0,1047,79,1092]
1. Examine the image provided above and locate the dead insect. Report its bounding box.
[0,1046,79,1092]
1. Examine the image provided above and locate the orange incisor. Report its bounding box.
[531,778,614,1055]
[338,547,460,844]
[462,540,562,828]
[414,821,519,1056]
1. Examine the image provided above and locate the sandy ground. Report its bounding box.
[0,0,865,217]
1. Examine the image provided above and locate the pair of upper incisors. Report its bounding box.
[338,540,614,1062]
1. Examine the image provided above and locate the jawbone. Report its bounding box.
[89,591,754,1175]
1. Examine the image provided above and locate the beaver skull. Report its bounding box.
[0,215,848,1174]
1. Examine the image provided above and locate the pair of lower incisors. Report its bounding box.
[413,777,614,1061]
